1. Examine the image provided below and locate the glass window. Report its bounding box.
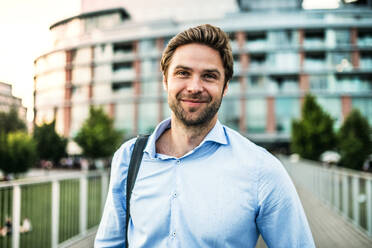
[317,97,342,128]
[360,52,372,69]
[139,100,158,134]
[139,39,156,55]
[246,32,267,50]
[330,52,352,72]
[246,98,266,133]
[304,30,325,48]
[304,52,326,70]
[112,62,135,81]
[335,29,350,45]
[358,29,372,46]
[310,75,328,91]
[227,78,240,96]
[268,30,293,48]
[115,103,135,136]
[250,54,266,70]
[70,104,89,137]
[233,54,241,74]
[275,97,300,134]
[352,97,372,125]
[163,100,172,119]
[141,80,159,96]
[269,76,298,93]
[268,52,298,71]
[336,75,372,92]
[219,97,240,131]
[247,76,266,93]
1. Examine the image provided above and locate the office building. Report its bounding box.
[34,0,372,151]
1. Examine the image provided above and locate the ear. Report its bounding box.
[162,74,168,91]
[222,81,229,97]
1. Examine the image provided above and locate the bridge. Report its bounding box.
[0,157,371,248]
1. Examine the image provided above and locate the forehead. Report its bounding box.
[169,43,224,72]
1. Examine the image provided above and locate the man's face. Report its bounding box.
[164,43,228,126]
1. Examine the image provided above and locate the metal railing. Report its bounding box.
[0,170,109,248]
[280,156,372,239]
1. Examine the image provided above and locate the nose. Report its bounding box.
[186,75,203,93]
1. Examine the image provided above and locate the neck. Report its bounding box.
[156,115,217,158]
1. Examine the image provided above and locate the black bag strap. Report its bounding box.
[125,134,149,248]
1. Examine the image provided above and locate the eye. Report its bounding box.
[203,73,217,81]
[175,70,190,77]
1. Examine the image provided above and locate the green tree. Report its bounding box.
[74,107,122,159]
[291,94,336,160]
[337,109,371,170]
[33,120,67,164]
[0,132,37,178]
[0,106,27,134]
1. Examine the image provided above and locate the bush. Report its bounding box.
[337,109,371,170]
[0,132,37,177]
[74,107,122,159]
[0,106,26,134]
[291,94,336,160]
[33,120,67,164]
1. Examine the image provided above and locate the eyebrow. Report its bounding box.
[174,65,222,77]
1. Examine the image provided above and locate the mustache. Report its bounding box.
[176,92,211,102]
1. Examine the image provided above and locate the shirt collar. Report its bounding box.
[144,117,228,159]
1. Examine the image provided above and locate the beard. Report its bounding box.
[169,91,222,127]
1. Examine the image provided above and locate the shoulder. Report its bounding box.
[223,126,276,164]
[109,137,137,191]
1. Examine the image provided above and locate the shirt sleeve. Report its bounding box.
[94,139,136,248]
[256,153,315,248]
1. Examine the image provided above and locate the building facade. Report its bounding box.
[34,1,372,151]
[0,81,26,120]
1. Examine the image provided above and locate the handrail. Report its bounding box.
[0,169,109,248]
[279,155,372,239]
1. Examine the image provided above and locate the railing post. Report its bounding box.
[51,180,60,248]
[334,172,340,211]
[342,174,349,218]
[80,175,88,235]
[12,185,21,248]
[101,172,109,213]
[352,176,360,227]
[366,179,372,237]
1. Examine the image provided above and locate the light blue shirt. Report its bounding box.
[95,118,315,248]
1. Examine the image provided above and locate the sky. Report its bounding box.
[0,0,339,122]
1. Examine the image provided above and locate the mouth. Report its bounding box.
[180,99,208,108]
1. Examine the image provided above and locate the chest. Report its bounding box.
[129,154,258,241]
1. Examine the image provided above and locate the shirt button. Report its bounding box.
[172,232,176,237]
[176,160,181,165]
[173,192,178,198]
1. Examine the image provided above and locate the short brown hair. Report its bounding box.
[160,24,233,87]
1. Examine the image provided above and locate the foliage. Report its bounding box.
[0,106,27,134]
[337,109,371,170]
[74,106,122,159]
[33,120,67,164]
[291,94,336,160]
[0,131,37,176]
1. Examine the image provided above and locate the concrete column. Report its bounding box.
[351,28,360,69]
[109,103,115,119]
[341,95,352,122]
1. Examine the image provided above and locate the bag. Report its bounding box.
[125,134,150,248]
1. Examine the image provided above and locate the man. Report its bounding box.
[95,24,315,247]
